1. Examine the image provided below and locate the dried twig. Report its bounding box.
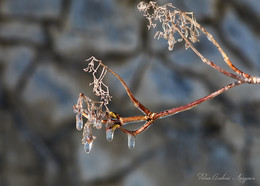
[73,1,260,153]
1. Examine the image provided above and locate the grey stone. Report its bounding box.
[0,21,45,44]
[22,61,79,123]
[135,57,192,106]
[184,0,215,18]
[1,0,62,19]
[53,0,139,57]
[222,10,260,70]
[234,0,260,16]
[69,0,115,30]
[3,46,35,89]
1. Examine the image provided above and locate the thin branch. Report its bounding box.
[98,59,152,116]
[154,80,244,119]
[120,120,154,136]
[74,1,260,153]
[184,14,251,78]
[173,25,243,81]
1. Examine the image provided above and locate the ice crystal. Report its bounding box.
[127,134,136,149]
[106,129,114,142]
[76,113,83,130]
[84,141,93,153]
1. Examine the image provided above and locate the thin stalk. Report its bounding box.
[120,115,148,125]
[120,120,154,136]
[99,61,151,116]
[174,24,243,81]
[184,15,251,78]
[155,80,244,119]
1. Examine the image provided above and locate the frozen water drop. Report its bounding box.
[128,134,135,149]
[76,119,83,130]
[106,129,114,141]
[84,141,93,153]
[76,113,83,130]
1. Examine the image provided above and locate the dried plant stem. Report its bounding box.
[119,80,244,136]
[74,1,260,152]
[174,25,243,81]
[98,60,151,116]
[184,15,252,79]
[154,80,244,119]
[120,120,154,136]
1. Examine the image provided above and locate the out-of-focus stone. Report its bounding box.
[135,58,193,107]
[234,0,260,16]
[3,46,35,89]
[184,0,215,18]
[0,21,45,44]
[250,135,260,183]
[124,169,155,186]
[52,0,139,59]
[0,0,62,19]
[222,10,260,70]
[222,121,245,152]
[22,60,79,124]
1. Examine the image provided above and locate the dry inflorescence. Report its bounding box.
[137,1,200,51]
[73,1,260,153]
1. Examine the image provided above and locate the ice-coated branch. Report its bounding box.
[73,1,260,153]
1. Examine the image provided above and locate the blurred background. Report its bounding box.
[1,0,260,186]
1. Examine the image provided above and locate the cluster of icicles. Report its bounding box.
[73,94,135,153]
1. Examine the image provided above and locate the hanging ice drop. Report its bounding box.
[76,113,83,130]
[106,129,114,141]
[84,141,93,153]
[127,134,135,149]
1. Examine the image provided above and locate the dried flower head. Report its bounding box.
[137,1,200,50]
[84,56,112,105]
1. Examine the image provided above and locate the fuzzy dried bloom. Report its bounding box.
[138,1,200,50]
[84,56,112,105]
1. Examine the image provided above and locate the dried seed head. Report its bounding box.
[84,56,112,105]
[138,1,200,51]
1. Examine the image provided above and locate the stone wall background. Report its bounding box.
[1,0,260,186]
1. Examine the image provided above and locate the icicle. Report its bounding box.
[127,134,135,149]
[84,122,92,139]
[106,129,114,141]
[76,113,83,130]
[84,141,93,153]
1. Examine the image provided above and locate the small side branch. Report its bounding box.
[98,59,152,116]
[174,25,243,81]
[184,15,251,79]
[120,120,154,136]
[154,80,244,119]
